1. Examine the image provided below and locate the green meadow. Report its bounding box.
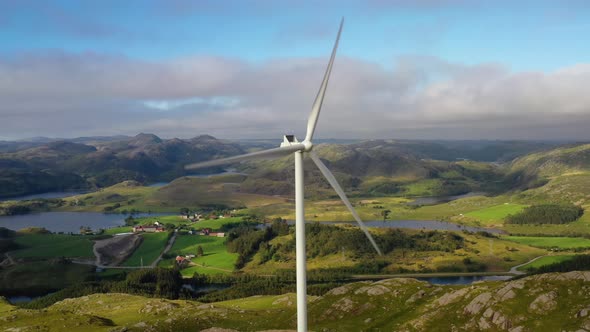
[102,226,133,235]
[465,203,527,225]
[159,234,237,276]
[189,217,244,230]
[505,236,590,249]
[121,232,170,266]
[11,234,94,259]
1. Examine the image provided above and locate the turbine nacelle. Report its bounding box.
[280,135,313,152]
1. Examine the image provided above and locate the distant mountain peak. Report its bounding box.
[130,133,162,145]
[191,135,218,141]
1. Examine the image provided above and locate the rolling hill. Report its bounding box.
[1,272,590,331]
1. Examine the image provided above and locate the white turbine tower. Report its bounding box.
[185,18,381,332]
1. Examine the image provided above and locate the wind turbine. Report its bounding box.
[185,18,381,332]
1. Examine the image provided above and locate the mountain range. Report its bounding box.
[0,134,584,199]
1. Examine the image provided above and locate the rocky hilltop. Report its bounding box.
[1,272,590,331]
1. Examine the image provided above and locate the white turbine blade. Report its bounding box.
[309,151,382,255]
[185,144,305,170]
[304,18,343,142]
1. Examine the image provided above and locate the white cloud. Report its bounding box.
[1,51,590,140]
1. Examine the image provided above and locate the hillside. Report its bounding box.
[0,134,244,198]
[0,136,565,200]
[511,143,590,178]
[1,272,590,331]
[507,144,590,205]
[238,141,508,198]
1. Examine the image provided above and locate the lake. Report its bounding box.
[0,212,172,233]
[291,220,503,234]
[416,275,512,285]
[407,192,486,206]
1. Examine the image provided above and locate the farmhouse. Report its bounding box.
[199,228,225,237]
[133,224,165,233]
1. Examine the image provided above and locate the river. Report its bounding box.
[0,212,172,233]
[416,275,512,285]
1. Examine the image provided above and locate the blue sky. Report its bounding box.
[2,0,590,140]
[3,0,589,70]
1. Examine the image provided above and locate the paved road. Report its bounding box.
[509,255,546,275]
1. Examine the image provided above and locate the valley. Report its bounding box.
[2,136,590,331]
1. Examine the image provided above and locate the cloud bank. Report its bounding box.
[1,51,590,140]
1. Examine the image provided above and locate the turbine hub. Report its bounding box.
[302,140,313,152]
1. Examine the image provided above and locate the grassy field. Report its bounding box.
[159,234,237,276]
[215,293,299,310]
[121,232,170,267]
[102,226,133,235]
[464,203,527,225]
[504,236,590,249]
[132,215,185,227]
[11,234,94,259]
[518,255,576,271]
[251,193,511,223]
[190,217,243,230]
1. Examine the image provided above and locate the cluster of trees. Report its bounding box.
[226,221,466,270]
[298,224,465,259]
[21,268,184,309]
[227,218,289,269]
[506,204,584,225]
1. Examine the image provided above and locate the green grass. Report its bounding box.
[505,236,590,249]
[159,234,237,276]
[121,232,170,266]
[102,226,133,235]
[11,234,94,258]
[465,203,527,224]
[518,255,576,271]
[215,293,298,310]
[190,217,243,230]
